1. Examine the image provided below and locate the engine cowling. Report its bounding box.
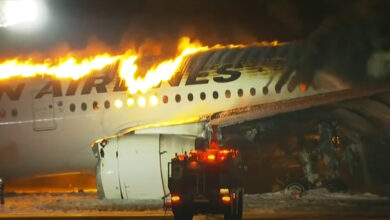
[93,133,195,199]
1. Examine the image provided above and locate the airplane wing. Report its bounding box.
[209,83,390,128]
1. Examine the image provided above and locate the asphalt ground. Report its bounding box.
[2,210,390,220]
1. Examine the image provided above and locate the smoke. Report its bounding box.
[275,0,390,90]
[0,0,389,85]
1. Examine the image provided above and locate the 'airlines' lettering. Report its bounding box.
[81,75,112,95]
[66,80,80,96]
[168,71,185,87]
[214,64,241,83]
[35,81,62,99]
[0,64,245,101]
[0,83,25,101]
[186,71,209,85]
[113,78,127,92]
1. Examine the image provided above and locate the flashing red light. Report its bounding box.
[222,195,231,203]
[172,195,181,203]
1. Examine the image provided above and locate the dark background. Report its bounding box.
[0,0,388,58]
[0,0,389,85]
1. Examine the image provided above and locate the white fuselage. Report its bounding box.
[0,60,334,179]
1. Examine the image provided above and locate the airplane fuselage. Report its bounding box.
[0,47,338,179]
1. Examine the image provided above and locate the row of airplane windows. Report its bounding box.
[0,88,262,117]
[67,88,258,112]
[0,109,17,118]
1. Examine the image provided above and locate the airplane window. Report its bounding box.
[162,95,168,104]
[225,90,231,98]
[104,100,110,109]
[188,93,194,102]
[11,109,17,117]
[127,98,135,107]
[175,94,181,103]
[200,92,206,100]
[81,102,87,111]
[263,87,269,95]
[114,99,123,108]
[250,88,256,96]
[70,104,76,112]
[238,89,243,97]
[0,109,5,118]
[93,101,99,110]
[213,91,219,99]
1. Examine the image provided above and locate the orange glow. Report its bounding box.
[172,195,181,203]
[189,161,198,169]
[178,155,186,161]
[0,37,275,95]
[222,195,231,203]
[300,83,308,92]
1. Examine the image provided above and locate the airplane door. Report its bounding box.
[32,91,56,131]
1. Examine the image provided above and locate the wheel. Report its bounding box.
[224,190,243,220]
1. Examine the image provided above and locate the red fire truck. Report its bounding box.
[167,145,244,220]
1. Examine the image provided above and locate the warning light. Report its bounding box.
[220,188,229,194]
[222,195,231,203]
[172,195,181,203]
[207,154,216,161]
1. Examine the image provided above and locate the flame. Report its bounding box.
[0,37,274,94]
[118,37,214,94]
[0,54,120,80]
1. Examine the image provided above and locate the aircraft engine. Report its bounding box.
[92,133,195,199]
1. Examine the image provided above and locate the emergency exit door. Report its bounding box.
[32,91,56,131]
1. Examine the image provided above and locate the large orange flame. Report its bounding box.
[0,37,277,94]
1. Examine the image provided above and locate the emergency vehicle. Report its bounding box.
[167,143,244,220]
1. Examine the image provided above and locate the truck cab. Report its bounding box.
[168,147,244,220]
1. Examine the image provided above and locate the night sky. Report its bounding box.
[0,0,387,56]
[0,0,389,84]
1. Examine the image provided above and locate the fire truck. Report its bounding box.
[167,142,244,220]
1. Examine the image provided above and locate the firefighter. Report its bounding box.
[0,178,4,206]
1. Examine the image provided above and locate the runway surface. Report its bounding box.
[1,189,390,219]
